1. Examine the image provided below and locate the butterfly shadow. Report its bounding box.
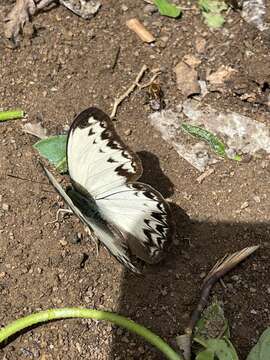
[109,201,269,359]
[137,151,174,199]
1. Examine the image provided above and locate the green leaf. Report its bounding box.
[154,0,182,18]
[33,135,67,173]
[181,123,226,158]
[194,300,230,341]
[196,349,215,360]
[198,0,228,28]
[247,327,270,360]
[195,338,239,360]
[203,12,225,28]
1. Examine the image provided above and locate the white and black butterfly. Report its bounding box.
[42,108,174,273]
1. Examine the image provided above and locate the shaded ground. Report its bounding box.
[0,1,270,359]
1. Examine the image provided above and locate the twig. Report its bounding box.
[111,46,121,72]
[110,65,148,119]
[139,68,161,89]
[196,168,214,184]
[177,245,259,360]
[7,173,48,186]
[48,208,73,224]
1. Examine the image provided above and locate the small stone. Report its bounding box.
[59,239,68,246]
[195,36,207,53]
[2,203,9,211]
[160,287,168,296]
[250,287,256,293]
[240,201,249,210]
[261,160,268,168]
[253,195,261,203]
[124,129,132,136]
[62,29,73,41]
[143,4,157,14]
[69,233,82,244]
[250,309,257,315]
[160,35,169,43]
[199,272,206,279]
[121,4,128,11]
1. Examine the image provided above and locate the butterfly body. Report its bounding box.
[66,187,101,221]
[43,107,174,272]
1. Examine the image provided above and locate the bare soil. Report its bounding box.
[0,1,270,359]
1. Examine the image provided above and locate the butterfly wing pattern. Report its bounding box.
[44,107,174,272]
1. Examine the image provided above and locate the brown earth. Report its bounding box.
[0,1,270,359]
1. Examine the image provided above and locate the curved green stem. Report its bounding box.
[0,308,183,360]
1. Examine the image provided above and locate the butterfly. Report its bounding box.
[42,108,174,273]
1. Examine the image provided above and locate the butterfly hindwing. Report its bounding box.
[42,165,140,273]
[96,182,174,264]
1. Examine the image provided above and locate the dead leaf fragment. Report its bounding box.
[126,18,155,43]
[183,54,201,69]
[22,122,48,139]
[174,61,200,97]
[4,0,36,40]
[206,65,237,91]
[195,36,207,53]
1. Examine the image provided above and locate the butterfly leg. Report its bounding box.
[85,226,100,256]
[48,208,73,224]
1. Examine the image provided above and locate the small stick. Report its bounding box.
[111,46,121,72]
[139,68,161,89]
[7,173,48,186]
[110,65,148,119]
[126,18,155,43]
[48,208,73,224]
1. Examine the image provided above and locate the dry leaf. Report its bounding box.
[206,65,237,91]
[174,61,200,97]
[4,0,36,40]
[183,54,201,69]
[22,122,48,139]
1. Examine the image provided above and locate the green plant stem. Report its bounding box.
[0,110,25,122]
[0,308,183,360]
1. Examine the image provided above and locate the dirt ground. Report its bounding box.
[0,1,270,359]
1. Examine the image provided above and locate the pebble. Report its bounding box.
[121,4,128,11]
[59,238,68,246]
[199,271,206,279]
[253,195,261,203]
[124,129,132,136]
[143,4,157,15]
[231,275,240,282]
[240,201,249,210]
[2,203,9,211]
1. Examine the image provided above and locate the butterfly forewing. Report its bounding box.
[67,108,142,198]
